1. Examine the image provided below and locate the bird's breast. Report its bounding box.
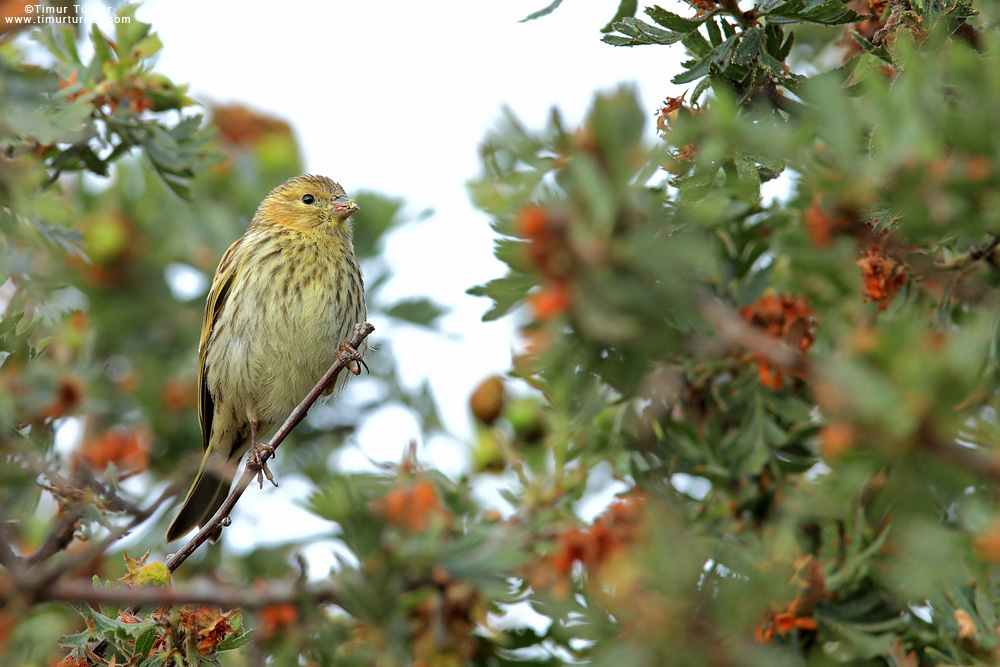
[204,233,365,425]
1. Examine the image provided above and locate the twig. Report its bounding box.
[24,503,89,568]
[921,423,1000,487]
[935,235,1000,272]
[48,577,343,610]
[0,522,25,574]
[718,0,752,28]
[10,485,177,608]
[77,323,375,661]
[164,322,374,574]
[701,301,811,377]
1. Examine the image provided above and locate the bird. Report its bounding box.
[166,174,367,543]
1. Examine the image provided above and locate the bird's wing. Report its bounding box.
[197,236,243,451]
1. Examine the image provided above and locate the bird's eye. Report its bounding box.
[301,194,315,205]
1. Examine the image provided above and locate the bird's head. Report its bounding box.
[258,174,359,233]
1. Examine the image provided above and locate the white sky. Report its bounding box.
[138,0,684,442]
[74,1,687,552]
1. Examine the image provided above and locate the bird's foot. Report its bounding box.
[335,341,369,376]
[247,441,278,489]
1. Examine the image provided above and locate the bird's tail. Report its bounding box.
[166,445,240,543]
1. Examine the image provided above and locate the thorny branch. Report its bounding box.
[935,235,1000,272]
[0,324,374,664]
[49,577,344,610]
[920,422,1000,489]
[23,503,89,569]
[164,321,374,573]
[718,0,753,28]
[75,322,375,659]
[702,300,812,377]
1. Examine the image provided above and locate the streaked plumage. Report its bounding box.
[167,174,366,542]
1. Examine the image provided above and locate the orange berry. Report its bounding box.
[515,205,549,239]
[529,283,570,320]
[260,603,298,640]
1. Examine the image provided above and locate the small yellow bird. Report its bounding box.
[166,174,367,542]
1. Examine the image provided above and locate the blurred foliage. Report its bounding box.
[470,0,1000,664]
[0,5,445,666]
[5,0,1000,665]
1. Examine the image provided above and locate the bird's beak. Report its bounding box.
[331,196,359,220]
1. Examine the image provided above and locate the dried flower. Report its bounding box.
[74,428,150,474]
[260,603,298,640]
[740,294,816,390]
[374,480,449,533]
[857,244,906,309]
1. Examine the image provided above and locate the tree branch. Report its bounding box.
[921,423,1000,487]
[75,322,374,662]
[164,321,374,573]
[7,485,178,609]
[24,503,89,568]
[718,0,752,28]
[952,21,983,53]
[48,577,343,610]
[701,301,812,377]
[934,235,1000,272]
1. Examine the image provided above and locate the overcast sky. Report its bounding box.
[90,0,686,550]
[138,0,682,439]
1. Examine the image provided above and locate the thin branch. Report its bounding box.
[718,0,752,28]
[9,485,177,609]
[935,235,1000,272]
[701,301,811,377]
[78,322,375,661]
[48,577,343,610]
[40,482,177,585]
[952,21,983,53]
[921,423,1000,487]
[24,503,89,568]
[0,522,25,574]
[165,321,374,574]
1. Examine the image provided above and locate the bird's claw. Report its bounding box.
[335,341,368,376]
[247,441,278,489]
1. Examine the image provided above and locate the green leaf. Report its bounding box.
[646,5,705,32]
[601,0,638,32]
[622,17,687,45]
[90,24,115,64]
[733,27,763,65]
[735,153,763,203]
[672,58,712,84]
[382,297,448,328]
[691,73,716,103]
[129,34,164,61]
[709,34,740,66]
[59,630,100,648]
[975,586,997,629]
[467,273,536,321]
[134,628,157,662]
[520,0,565,22]
[603,34,639,46]
[114,4,152,55]
[765,0,864,25]
[217,629,255,652]
[34,26,80,65]
[849,30,892,61]
[61,25,81,63]
[706,17,723,46]
[682,29,713,57]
